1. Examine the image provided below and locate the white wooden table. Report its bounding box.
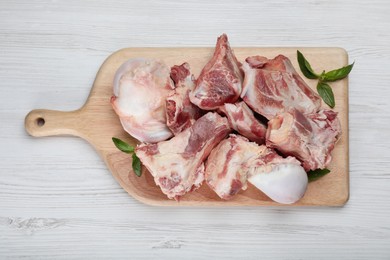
[1,0,389,259]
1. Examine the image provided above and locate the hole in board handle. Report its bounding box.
[36,117,45,127]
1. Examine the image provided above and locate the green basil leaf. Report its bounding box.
[323,62,354,82]
[297,50,319,79]
[112,137,134,154]
[307,168,331,182]
[317,82,335,108]
[132,153,142,177]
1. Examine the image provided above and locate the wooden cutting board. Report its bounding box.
[25,47,349,206]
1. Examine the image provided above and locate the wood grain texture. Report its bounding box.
[1,0,390,259]
[25,47,349,206]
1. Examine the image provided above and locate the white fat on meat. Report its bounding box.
[111,58,174,143]
[136,112,231,199]
[189,34,243,110]
[219,101,266,144]
[205,134,308,204]
[241,55,321,120]
[266,109,341,171]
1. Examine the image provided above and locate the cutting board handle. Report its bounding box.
[25,108,86,137]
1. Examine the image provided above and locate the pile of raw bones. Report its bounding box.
[111,34,341,204]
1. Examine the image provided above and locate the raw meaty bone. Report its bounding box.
[205,135,308,204]
[219,101,267,144]
[136,112,231,199]
[266,109,341,171]
[241,55,321,120]
[189,34,244,110]
[166,63,202,135]
[205,134,260,199]
[111,58,174,143]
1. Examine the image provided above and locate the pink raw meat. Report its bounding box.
[205,135,261,199]
[266,109,341,171]
[189,34,244,110]
[219,101,266,144]
[166,63,202,135]
[241,55,321,120]
[136,112,231,199]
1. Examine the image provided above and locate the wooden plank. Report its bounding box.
[24,47,349,206]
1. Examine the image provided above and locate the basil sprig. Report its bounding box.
[112,137,142,177]
[297,50,354,108]
[317,82,335,108]
[307,168,331,182]
[297,50,319,79]
[323,64,354,82]
[132,153,141,176]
